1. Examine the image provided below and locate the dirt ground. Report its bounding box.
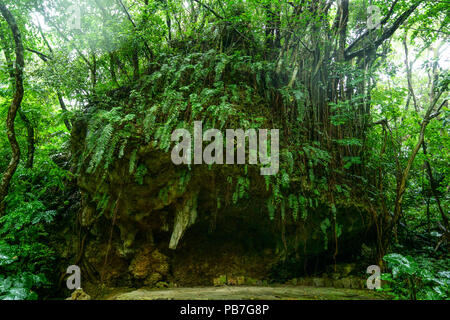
[102,285,386,300]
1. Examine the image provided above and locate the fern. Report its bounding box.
[86,123,114,173]
[134,164,148,185]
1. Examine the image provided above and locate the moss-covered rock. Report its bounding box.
[66,50,377,290]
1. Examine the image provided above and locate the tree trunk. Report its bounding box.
[1,26,34,169]
[385,91,446,254]
[0,1,25,214]
[422,141,449,230]
[18,109,35,169]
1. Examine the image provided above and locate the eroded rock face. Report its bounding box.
[129,247,169,286]
[66,288,91,300]
[169,193,198,250]
[68,120,376,289]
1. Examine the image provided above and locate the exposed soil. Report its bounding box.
[101,285,386,300]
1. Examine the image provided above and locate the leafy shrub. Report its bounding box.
[381,253,449,300]
[0,252,48,300]
[0,161,66,300]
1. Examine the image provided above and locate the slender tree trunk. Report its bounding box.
[93,0,120,87]
[91,52,97,90]
[33,21,73,131]
[57,92,72,131]
[164,0,172,41]
[422,141,449,230]
[132,50,139,81]
[116,0,153,60]
[0,1,25,214]
[109,53,119,86]
[18,109,35,169]
[383,92,447,255]
[403,32,419,112]
[1,28,34,169]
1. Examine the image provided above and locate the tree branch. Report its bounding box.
[345,0,424,61]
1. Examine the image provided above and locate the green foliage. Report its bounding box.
[135,164,148,185]
[0,271,46,300]
[0,0,448,301]
[381,253,449,300]
[232,176,250,205]
[0,186,56,299]
[0,147,68,300]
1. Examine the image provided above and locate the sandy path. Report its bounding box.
[103,285,385,300]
